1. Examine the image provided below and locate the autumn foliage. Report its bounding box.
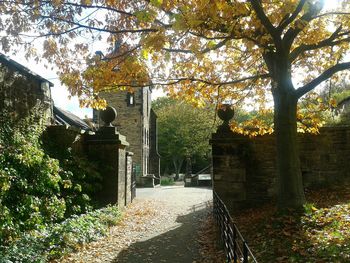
[235,184,350,262]
[1,1,350,208]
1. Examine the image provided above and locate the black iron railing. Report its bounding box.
[213,191,258,263]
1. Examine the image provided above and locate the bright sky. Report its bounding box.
[324,0,340,9]
[6,0,341,118]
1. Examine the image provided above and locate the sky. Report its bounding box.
[6,0,340,118]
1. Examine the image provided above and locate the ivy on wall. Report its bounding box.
[0,106,101,244]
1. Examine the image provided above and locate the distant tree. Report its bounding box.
[153,97,216,180]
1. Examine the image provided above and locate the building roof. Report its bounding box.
[0,53,54,87]
[53,105,91,130]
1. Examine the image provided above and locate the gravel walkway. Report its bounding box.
[59,185,213,263]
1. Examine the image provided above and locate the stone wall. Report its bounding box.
[45,125,134,208]
[211,124,350,213]
[149,109,160,178]
[0,60,52,125]
[125,152,133,205]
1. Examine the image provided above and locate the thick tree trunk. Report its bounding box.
[273,88,306,210]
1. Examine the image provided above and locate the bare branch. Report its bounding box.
[296,62,350,98]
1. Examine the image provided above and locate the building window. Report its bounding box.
[127,92,135,106]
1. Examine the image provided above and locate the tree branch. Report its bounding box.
[18,26,81,38]
[277,0,306,32]
[163,37,231,54]
[290,27,350,61]
[57,1,135,17]
[296,62,350,98]
[250,0,282,47]
[283,2,323,52]
[314,12,350,19]
[250,0,276,35]
[38,15,158,35]
[98,73,270,92]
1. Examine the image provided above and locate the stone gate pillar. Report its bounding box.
[210,105,247,214]
[85,106,129,207]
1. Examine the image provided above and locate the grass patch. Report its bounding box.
[160,176,175,186]
[235,184,350,262]
[0,206,121,263]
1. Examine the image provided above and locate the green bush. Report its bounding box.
[161,176,175,186]
[0,120,65,243]
[0,206,121,262]
[42,137,103,217]
[0,109,101,244]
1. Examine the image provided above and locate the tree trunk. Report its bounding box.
[273,88,306,210]
[172,157,184,181]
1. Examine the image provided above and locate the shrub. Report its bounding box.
[161,176,175,186]
[42,138,103,217]
[0,206,121,262]
[0,109,101,244]
[0,118,65,242]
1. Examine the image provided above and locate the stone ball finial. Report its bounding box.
[218,104,234,122]
[100,106,117,127]
[217,104,234,133]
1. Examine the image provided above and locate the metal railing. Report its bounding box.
[213,191,258,263]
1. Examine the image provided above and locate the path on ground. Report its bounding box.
[60,185,213,263]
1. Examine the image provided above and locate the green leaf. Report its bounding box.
[150,0,163,8]
[134,10,156,23]
[207,40,217,49]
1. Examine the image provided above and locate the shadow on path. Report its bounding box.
[113,201,211,263]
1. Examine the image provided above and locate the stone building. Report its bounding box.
[93,87,160,185]
[0,53,53,124]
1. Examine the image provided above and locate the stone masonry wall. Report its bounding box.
[125,152,133,205]
[96,88,151,178]
[45,125,133,208]
[0,62,52,125]
[149,109,160,178]
[212,126,350,213]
